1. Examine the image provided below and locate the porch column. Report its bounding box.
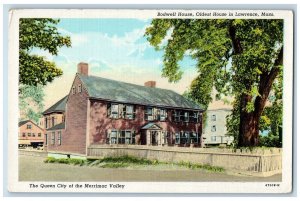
[146,130,151,146]
[158,131,162,146]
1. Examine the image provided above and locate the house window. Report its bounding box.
[211,125,216,132]
[51,132,55,145]
[125,130,132,144]
[78,84,82,93]
[211,115,216,121]
[107,130,135,145]
[145,107,154,121]
[72,86,76,94]
[27,133,31,137]
[173,110,180,122]
[22,133,26,137]
[45,118,48,129]
[58,131,62,145]
[45,134,48,145]
[161,131,167,144]
[38,133,41,137]
[211,136,217,141]
[180,132,189,144]
[159,109,167,121]
[175,133,180,144]
[27,124,31,129]
[32,133,35,137]
[110,103,119,119]
[52,117,55,127]
[190,112,199,123]
[190,132,198,144]
[124,105,134,119]
[118,131,126,144]
[184,111,189,122]
[109,130,118,144]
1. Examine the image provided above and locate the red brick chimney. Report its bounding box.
[77,62,89,76]
[144,81,156,88]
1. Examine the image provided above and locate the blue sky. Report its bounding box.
[36,18,198,109]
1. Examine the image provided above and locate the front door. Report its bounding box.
[150,131,158,145]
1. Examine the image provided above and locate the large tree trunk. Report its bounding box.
[238,95,259,146]
[238,47,283,147]
[229,23,283,147]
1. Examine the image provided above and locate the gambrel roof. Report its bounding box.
[78,74,204,111]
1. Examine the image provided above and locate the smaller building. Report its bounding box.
[18,120,45,148]
[42,96,67,129]
[202,96,234,146]
[202,109,234,146]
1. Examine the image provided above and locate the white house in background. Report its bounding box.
[202,98,234,146]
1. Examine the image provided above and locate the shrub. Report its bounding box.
[44,157,56,163]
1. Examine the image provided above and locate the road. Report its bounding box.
[19,155,282,182]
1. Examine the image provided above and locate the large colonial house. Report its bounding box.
[18,120,45,148]
[43,63,204,156]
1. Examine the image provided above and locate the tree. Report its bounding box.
[19,18,71,86]
[145,19,283,147]
[19,84,44,123]
[19,18,71,122]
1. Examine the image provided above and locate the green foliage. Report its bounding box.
[177,161,224,172]
[44,157,56,163]
[44,155,224,172]
[226,99,241,148]
[145,19,283,146]
[100,163,129,168]
[259,133,281,147]
[19,18,71,86]
[99,155,154,165]
[44,157,86,165]
[19,84,45,123]
[19,18,71,121]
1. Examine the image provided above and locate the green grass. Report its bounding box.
[43,155,224,172]
[44,157,86,166]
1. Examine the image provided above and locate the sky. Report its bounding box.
[33,18,199,109]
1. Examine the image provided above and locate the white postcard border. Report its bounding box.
[8,9,294,193]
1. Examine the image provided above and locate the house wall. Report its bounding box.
[202,109,233,145]
[43,113,65,129]
[88,100,202,146]
[18,121,45,144]
[46,75,88,155]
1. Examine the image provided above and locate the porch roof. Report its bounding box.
[141,122,162,130]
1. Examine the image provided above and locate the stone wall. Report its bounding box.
[87,145,282,176]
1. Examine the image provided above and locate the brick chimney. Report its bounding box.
[77,62,89,76]
[144,81,156,88]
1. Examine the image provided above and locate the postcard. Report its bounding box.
[7,9,293,193]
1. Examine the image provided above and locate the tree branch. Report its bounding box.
[254,47,283,117]
[229,25,243,54]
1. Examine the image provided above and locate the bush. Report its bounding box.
[43,157,86,165]
[259,134,281,147]
[44,157,56,163]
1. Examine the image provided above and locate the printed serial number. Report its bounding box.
[265,184,280,187]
